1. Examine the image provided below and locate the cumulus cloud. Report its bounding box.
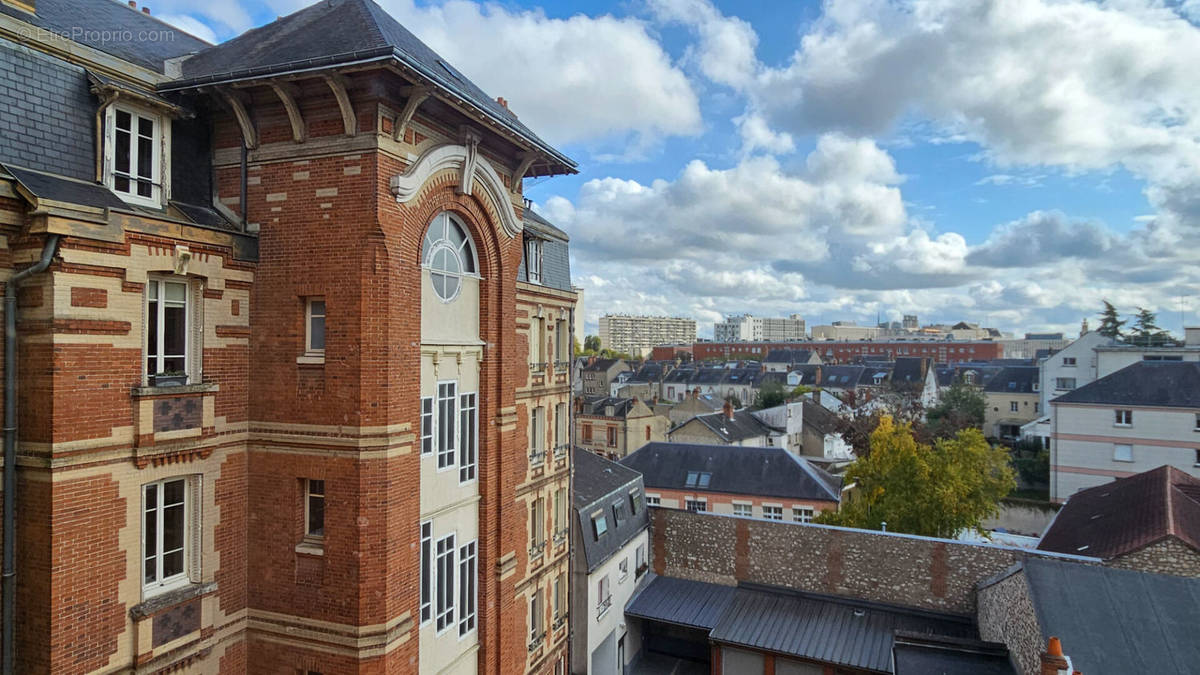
[376,0,703,148]
[967,211,1117,268]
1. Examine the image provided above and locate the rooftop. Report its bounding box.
[620,442,841,502]
[1037,465,1200,559]
[1052,361,1200,408]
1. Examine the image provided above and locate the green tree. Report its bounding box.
[817,416,1014,537]
[724,393,742,408]
[1096,300,1126,339]
[583,335,601,352]
[925,380,986,440]
[573,336,583,357]
[1129,308,1177,347]
[752,381,788,410]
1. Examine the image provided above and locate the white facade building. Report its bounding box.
[713,314,806,342]
[599,314,696,356]
[1049,361,1200,502]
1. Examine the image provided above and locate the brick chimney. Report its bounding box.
[1040,637,1071,675]
[722,400,734,421]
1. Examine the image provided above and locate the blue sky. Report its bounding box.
[156,0,1200,338]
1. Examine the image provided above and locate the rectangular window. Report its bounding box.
[583,423,593,443]
[435,534,456,632]
[1010,401,1019,412]
[459,392,477,482]
[1115,409,1133,426]
[531,587,544,641]
[555,402,568,451]
[685,499,706,513]
[592,513,608,539]
[531,497,545,550]
[525,238,542,284]
[305,479,325,538]
[646,494,660,507]
[146,278,190,380]
[556,321,570,362]
[763,505,783,521]
[106,105,162,205]
[1195,413,1200,431]
[1055,377,1077,390]
[458,540,477,636]
[618,557,629,581]
[612,501,624,528]
[629,489,643,515]
[530,406,546,463]
[1062,357,1077,366]
[142,477,189,593]
[793,507,814,523]
[606,426,617,447]
[305,298,325,353]
[733,503,752,517]
[421,397,434,455]
[553,487,567,535]
[437,382,457,469]
[553,572,566,620]
[1113,444,1133,462]
[636,543,646,575]
[420,522,432,624]
[597,575,611,617]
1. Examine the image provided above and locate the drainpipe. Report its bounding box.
[239,143,248,229]
[3,234,59,675]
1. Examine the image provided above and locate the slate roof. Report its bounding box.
[764,349,814,365]
[579,396,644,419]
[620,442,841,502]
[519,209,572,291]
[790,364,822,386]
[673,408,777,444]
[891,357,930,387]
[582,358,625,373]
[1007,557,1200,675]
[802,400,840,436]
[982,366,1039,394]
[819,365,870,389]
[663,367,698,384]
[628,576,978,674]
[630,362,670,383]
[1037,465,1200,559]
[0,0,211,73]
[522,207,568,241]
[573,448,648,572]
[163,0,573,174]
[891,633,1016,675]
[1052,361,1200,408]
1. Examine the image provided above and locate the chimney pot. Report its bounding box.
[142,6,150,13]
[128,1,135,7]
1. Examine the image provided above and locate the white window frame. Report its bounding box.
[1113,443,1134,462]
[104,102,167,207]
[458,539,477,638]
[525,237,543,284]
[635,543,647,574]
[732,502,752,518]
[459,392,477,483]
[763,505,783,521]
[685,499,707,513]
[305,298,326,356]
[1062,357,1077,367]
[142,476,193,596]
[531,586,545,640]
[421,397,434,455]
[1115,409,1133,427]
[423,212,479,304]
[1010,401,1019,413]
[646,494,661,507]
[145,276,192,382]
[435,533,456,633]
[437,381,458,470]
[420,521,433,624]
[793,506,814,523]
[304,478,325,540]
[618,557,629,582]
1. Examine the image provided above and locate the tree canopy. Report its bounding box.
[925,379,986,440]
[816,416,1014,537]
[752,381,788,410]
[1097,300,1126,339]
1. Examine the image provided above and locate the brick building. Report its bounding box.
[574,396,668,460]
[0,0,576,673]
[653,339,1004,364]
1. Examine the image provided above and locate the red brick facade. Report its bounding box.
[0,34,572,675]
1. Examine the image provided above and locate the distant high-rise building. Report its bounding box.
[713,314,806,342]
[600,314,697,356]
[903,314,919,330]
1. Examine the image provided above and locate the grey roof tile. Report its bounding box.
[1052,361,1200,408]
[620,442,840,502]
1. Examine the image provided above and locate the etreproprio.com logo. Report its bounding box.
[16,25,177,44]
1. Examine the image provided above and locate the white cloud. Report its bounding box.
[156,14,219,44]
[376,0,703,147]
[647,0,759,90]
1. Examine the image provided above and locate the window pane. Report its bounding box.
[138,116,154,138]
[115,117,131,176]
[443,275,459,299]
[447,221,466,250]
[431,273,446,298]
[310,300,325,316]
[163,304,186,360]
[147,298,159,360]
[116,110,132,131]
[164,282,187,303]
[163,479,185,506]
[309,314,325,351]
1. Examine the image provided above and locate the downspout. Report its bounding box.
[239,143,248,229]
[3,234,59,675]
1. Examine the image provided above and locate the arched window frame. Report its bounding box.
[421,212,480,303]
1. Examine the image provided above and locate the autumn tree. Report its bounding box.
[832,384,927,457]
[817,416,1014,537]
[925,379,986,439]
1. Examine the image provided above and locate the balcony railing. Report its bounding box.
[529,448,546,467]
[553,443,569,460]
[529,362,547,374]
[529,540,546,559]
[553,528,569,546]
[596,595,612,619]
[553,614,567,630]
[528,632,545,653]
[554,360,571,371]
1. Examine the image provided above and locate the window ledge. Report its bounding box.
[131,581,217,620]
[132,382,219,397]
[295,540,324,556]
[296,354,325,366]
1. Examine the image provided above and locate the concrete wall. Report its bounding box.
[572,530,650,675]
[649,507,1093,615]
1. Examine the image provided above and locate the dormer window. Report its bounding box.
[525,237,542,284]
[105,104,166,207]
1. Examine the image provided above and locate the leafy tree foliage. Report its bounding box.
[816,416,1015,537]
[1096,300,1126,339]
[925,380,986,440]
[832,384,927,457]
[752,381,788,410]
[583,335,601,352]
[1128,307,1178,347]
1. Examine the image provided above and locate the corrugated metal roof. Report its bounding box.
[709,586,975,673]
[891,632,1016,675]
[624,575,737,630]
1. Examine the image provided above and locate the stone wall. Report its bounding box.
[1110,538,1200,577]
[976,569,1041,675]
[650,507,1089,615]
